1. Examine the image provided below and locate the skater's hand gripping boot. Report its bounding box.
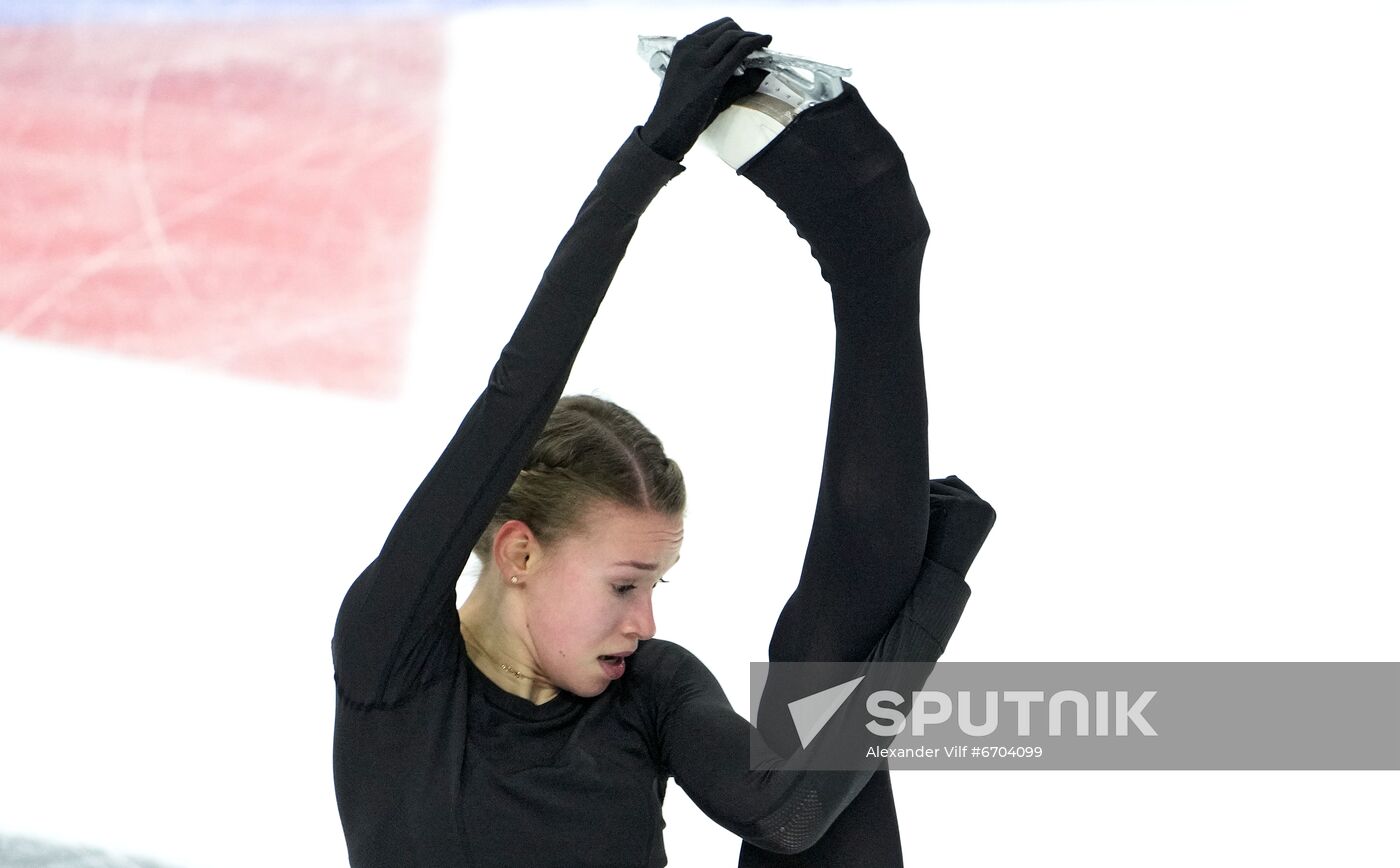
[639,32,853,169]
[639,17,771,162]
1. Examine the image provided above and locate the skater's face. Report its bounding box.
[517,501,682,697]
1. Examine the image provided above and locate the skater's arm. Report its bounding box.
[330,127,685,707]
[658,554,972,855]
[329,18,776,709]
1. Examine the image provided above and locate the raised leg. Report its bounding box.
[735,82,930,868]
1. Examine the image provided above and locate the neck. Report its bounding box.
[458,591,560,706]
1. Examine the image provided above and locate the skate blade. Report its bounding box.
[636,35,850,111]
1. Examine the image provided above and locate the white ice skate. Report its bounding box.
[636,35,851,169]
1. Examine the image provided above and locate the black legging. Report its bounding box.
[736,82,934,867]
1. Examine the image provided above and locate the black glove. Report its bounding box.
[640,17,772,161]
[924,476,997,578]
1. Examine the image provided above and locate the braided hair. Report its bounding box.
[471,395,686,566]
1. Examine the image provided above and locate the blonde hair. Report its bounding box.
[472,395,686,564]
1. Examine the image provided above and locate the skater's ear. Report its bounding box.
[491,519,539,582]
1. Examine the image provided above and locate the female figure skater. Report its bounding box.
[331,17,994,867]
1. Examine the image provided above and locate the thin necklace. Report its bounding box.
[460,622,553,686]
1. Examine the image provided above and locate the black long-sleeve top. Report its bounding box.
[330,125,972,867]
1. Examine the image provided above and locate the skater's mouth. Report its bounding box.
[599,654,629,680]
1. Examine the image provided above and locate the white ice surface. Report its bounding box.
[2,1,1399,866]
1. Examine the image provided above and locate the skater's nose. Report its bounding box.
[622,594,656,641]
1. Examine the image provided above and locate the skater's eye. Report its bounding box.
[613,578,668,596]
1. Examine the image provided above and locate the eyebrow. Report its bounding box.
[613,556,679,571]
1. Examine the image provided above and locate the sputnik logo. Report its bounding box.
[787,676,865,749]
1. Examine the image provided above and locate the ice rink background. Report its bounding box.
[2,1,1397,866]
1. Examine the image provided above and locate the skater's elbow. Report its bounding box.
[749,826,823,856]
[744,790,836,856]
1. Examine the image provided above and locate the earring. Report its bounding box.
[510,575,520,584]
